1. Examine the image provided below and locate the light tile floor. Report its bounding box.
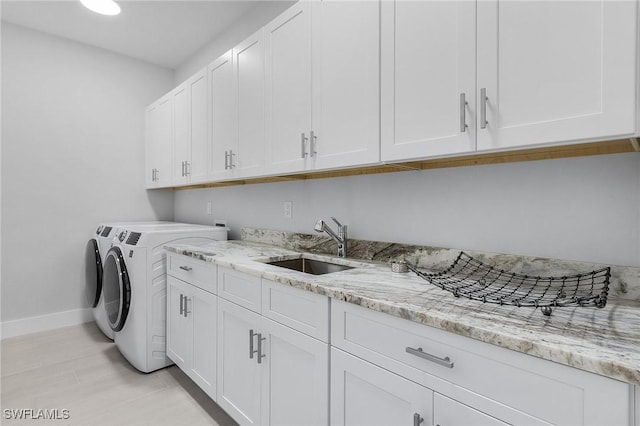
[1,322,238,426]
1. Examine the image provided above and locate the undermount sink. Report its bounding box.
[266,257,354,275]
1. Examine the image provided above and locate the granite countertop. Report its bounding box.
[165,239,640,386]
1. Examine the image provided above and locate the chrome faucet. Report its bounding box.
[314,217,347,258]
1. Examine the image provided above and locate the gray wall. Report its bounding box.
[1,23,175,323]
[174,152,640,267]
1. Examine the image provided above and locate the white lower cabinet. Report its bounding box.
[217,298,263,425]
[217,269,329,426]
[166,275,217,400]
[167,257,635,426]
[331,347,433,426]
[331,300,631,426]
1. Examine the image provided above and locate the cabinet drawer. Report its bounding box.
[167,253,217,294]
[217,267,261,313]
[261,279,329,342]
[331,300,630,426]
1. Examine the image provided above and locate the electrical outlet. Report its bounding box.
[283,201,293,219]
[206,202,212,215]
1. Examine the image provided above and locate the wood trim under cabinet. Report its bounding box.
[171,138,638,190]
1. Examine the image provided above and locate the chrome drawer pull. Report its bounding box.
[257,333,266,364]
[249,329,257,359]
[480,87,488,129]
[179,294,184,316]
[179,266,192,271]
[406,346,454,368]
[301,132,308,158]
[459,93,468,132]
[413,413,424,426]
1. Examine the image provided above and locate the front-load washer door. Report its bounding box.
[85,238,102,308]
[102,246,131,332]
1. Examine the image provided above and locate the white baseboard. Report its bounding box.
[1,308,93,340]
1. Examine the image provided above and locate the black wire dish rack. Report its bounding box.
[407,252,611,316]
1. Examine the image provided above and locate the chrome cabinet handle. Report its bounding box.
[183,297,190,317]
[413,413,424,426]
[406,346,454,368]
[309,130,317,157]
[229,150,235,169]
[257,333,266,364]
[179,294,184,316]
[179,266,192,271]
[249,329,257,359]
[459,93,468,132]
[224,151,229,170]
[155,169,159,182]
[301,133,308,158]
[184,161,190,176]
[480,88,488,129]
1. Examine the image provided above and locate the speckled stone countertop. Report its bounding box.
[165,237,640,386]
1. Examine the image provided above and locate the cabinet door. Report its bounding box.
[265,2,312,175]
[331,348,433,426]
[381,1,476,162]
[261,318,329,426]
[166,276,191,370]
[189,69,208,184]
[476,0,637,151]
[234,30,266,178]
[145,95,172,188]
[209,51,237,181]
[434,394,508,426]
[173,69,208,186]
[172,82,190,186]
[190,286,217,401]
[311,0,380,170]
[217,298,263,426]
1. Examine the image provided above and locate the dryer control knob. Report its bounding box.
[96,225,103,235]
[118,231,126,242]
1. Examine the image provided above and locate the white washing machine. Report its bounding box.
[85,221,181,340]
[101,223,229,373]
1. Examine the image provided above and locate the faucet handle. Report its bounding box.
[331,217,343,228]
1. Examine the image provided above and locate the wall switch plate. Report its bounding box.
[283,201,293,219]
[206,202,212,215]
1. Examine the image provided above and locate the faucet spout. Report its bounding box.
[314,217,347,258]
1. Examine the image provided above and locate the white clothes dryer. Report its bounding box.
[101,224,228,373]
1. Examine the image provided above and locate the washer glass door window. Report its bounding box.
[103,246,131,332]
[85,238,102,308]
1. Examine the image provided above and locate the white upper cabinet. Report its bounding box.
[476,0,637,151]
[172,83,190,185]
[208,51,237,181]
[265,0,380,175]
[145,94,172,188]
[311,0,380,170]
[381,0,476,162]
[265,1,312,175]
[382,0,637,162]
[147,0,638,187]
[172,68,208,186]
[234,30,267,178]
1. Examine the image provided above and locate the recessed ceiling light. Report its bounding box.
[80,0,121,16]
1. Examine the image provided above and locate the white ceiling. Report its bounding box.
[1,0,266,69]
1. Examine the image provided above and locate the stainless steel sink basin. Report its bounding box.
[266,257,354,275]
